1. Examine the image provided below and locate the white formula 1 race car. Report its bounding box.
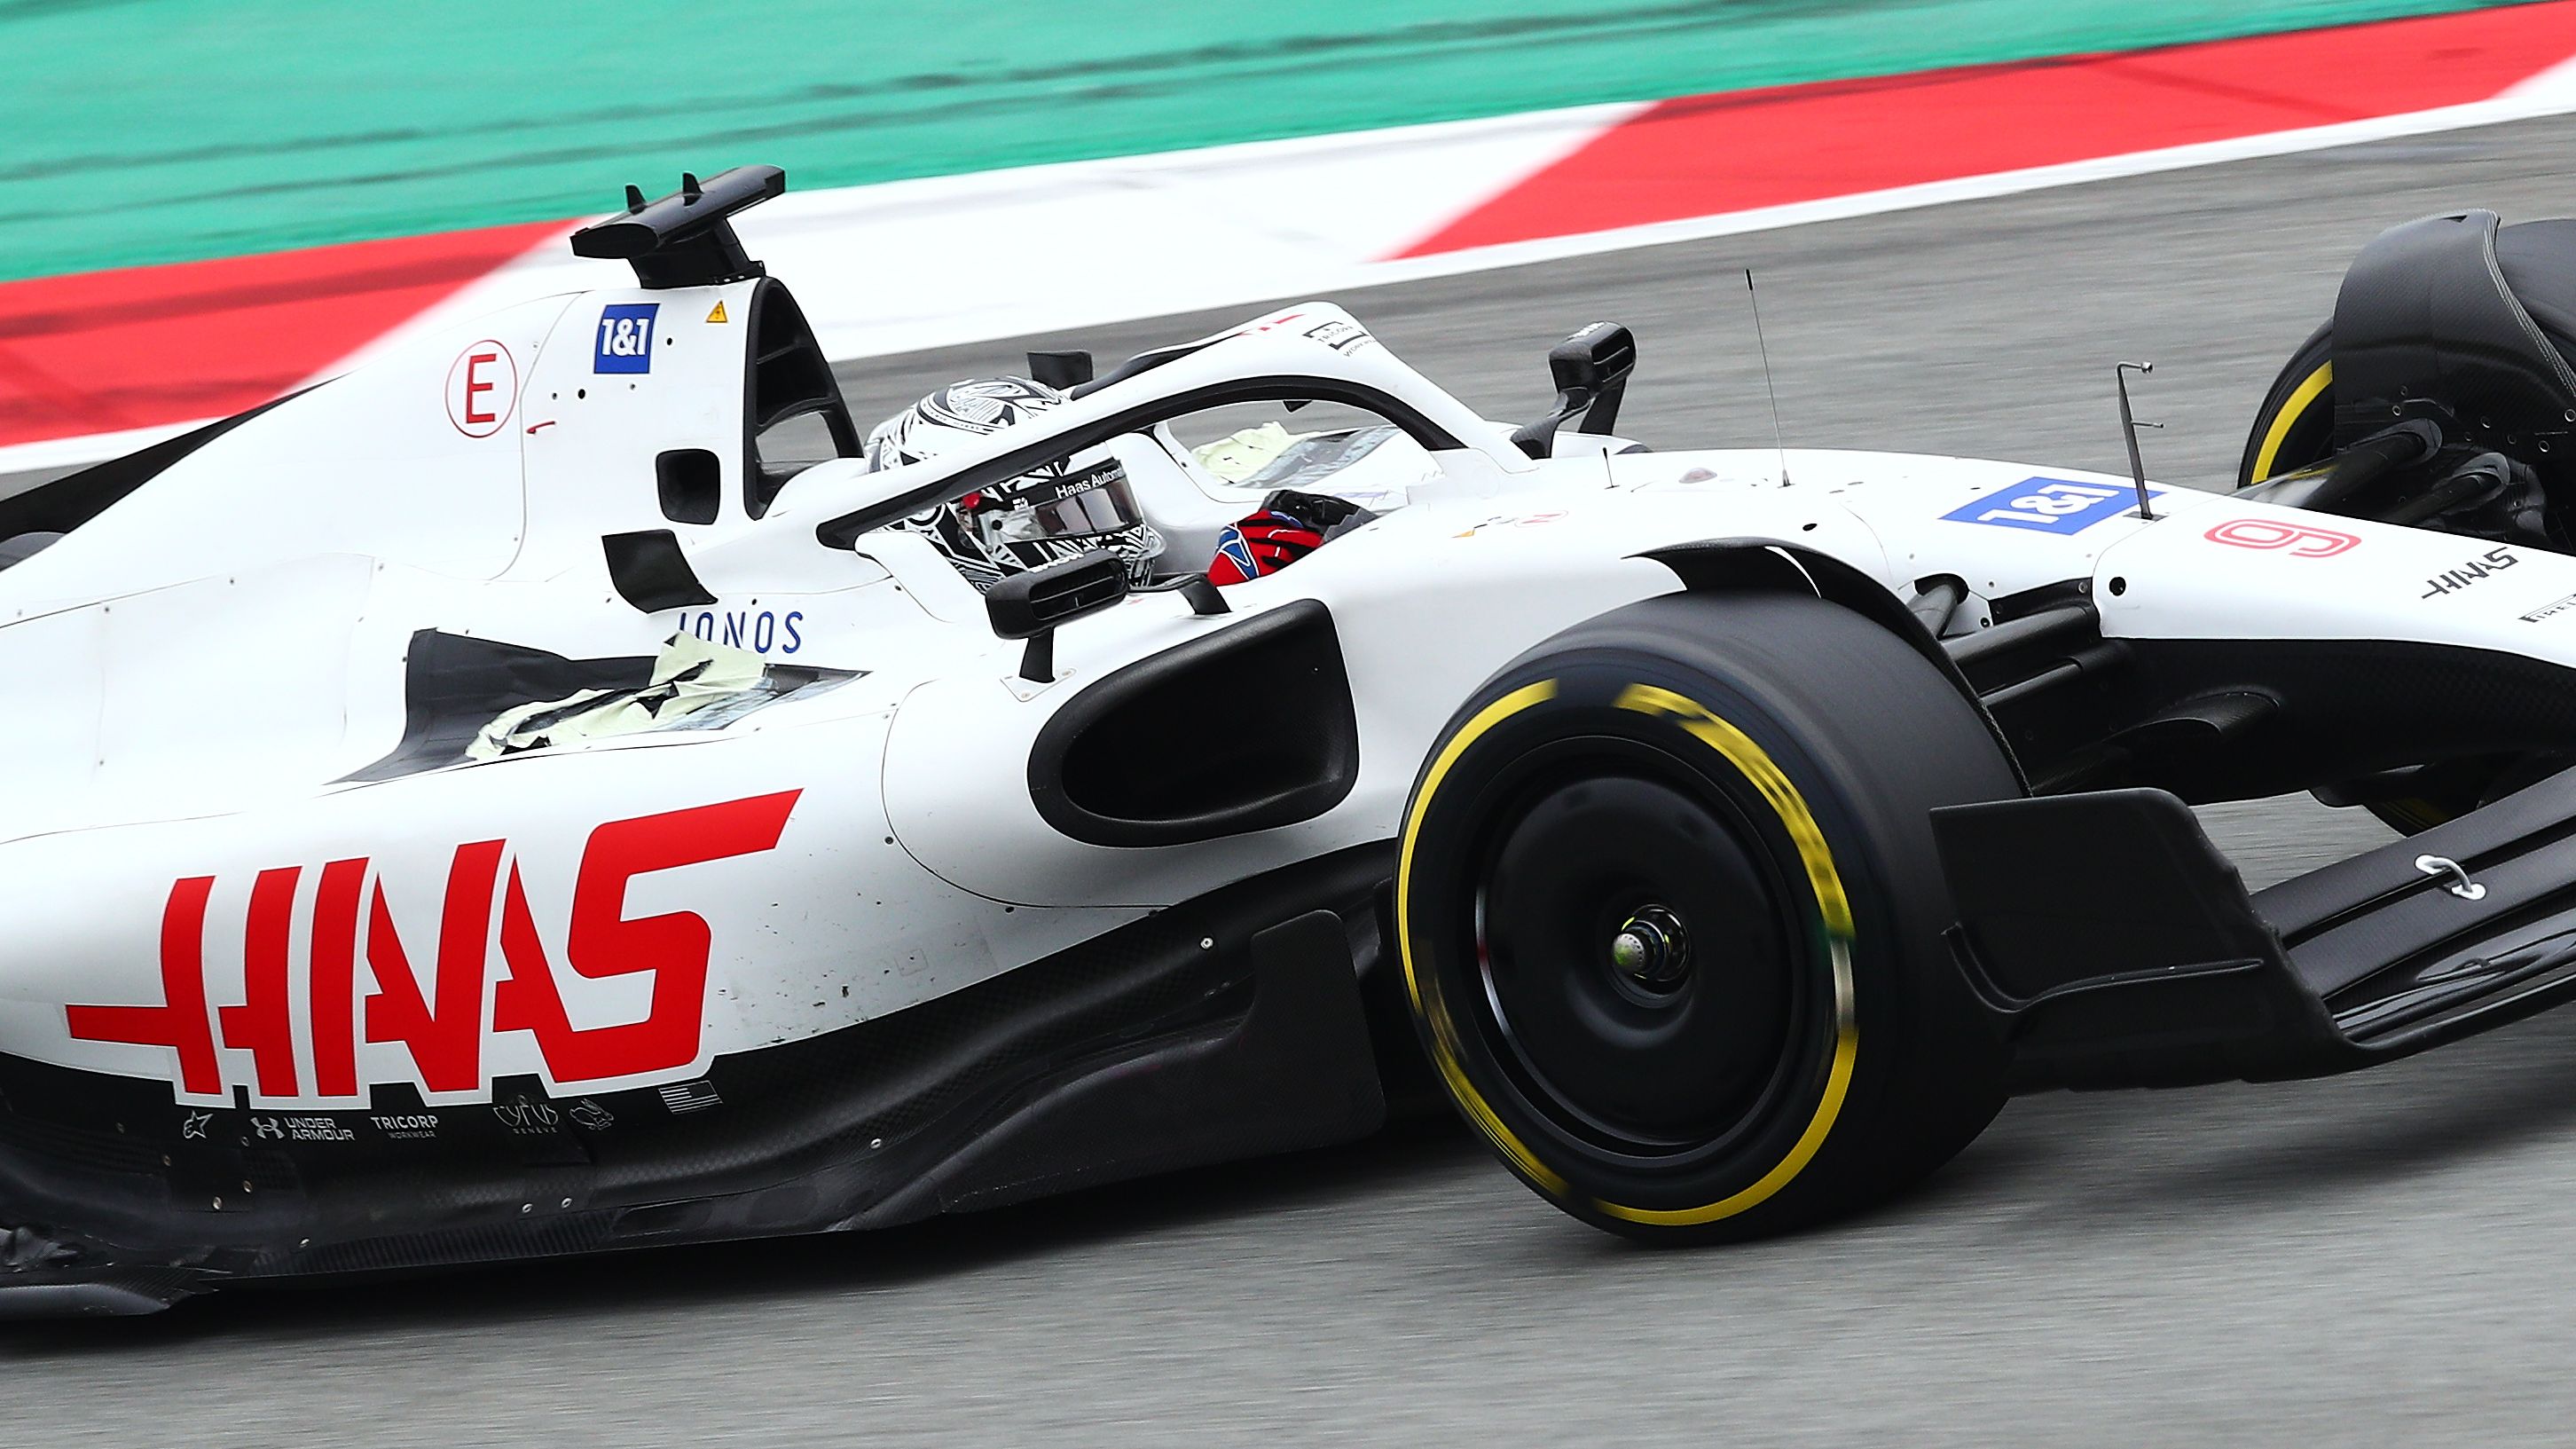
[5,168,2576,1317]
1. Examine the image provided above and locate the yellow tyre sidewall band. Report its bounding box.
[2250,361,2332,484]
[1396,675,1858,1225]
[1398,680,1567,1196]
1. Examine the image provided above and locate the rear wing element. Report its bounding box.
[570,165,786,289]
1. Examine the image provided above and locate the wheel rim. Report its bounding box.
[1468,751,1809,1154]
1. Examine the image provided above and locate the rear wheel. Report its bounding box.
[1399,592,2018,1242]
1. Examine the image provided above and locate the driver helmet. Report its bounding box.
[864,377,1165,592]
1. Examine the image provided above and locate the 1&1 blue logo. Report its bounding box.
[595,303,659,374]
[1940,476,2161,533]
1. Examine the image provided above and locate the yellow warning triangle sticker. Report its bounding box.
[705,301,729,324]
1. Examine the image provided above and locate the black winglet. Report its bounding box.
[571,165,786,289]
[602,530,717,613]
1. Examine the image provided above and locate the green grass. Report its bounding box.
[0,0,2525,280]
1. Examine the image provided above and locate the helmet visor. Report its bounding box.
[976,458,1147,548]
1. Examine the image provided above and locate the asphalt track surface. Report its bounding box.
[13,114,2576,1445]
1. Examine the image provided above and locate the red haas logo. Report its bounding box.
[66,792,801,1103]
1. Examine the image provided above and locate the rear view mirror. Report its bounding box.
[1026,350,1095,390]
[1510,321,1637,460]
[986,549,1130,681]
[1548,320,1637,405]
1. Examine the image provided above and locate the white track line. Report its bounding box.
[11,86,2576,478]
[0,420,205,478]
[1342,91,2576,288]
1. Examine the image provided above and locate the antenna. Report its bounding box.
[2115,361,2163,520]
[1746,270,1790,487]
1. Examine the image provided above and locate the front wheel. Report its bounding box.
[2239,320,2336,489]
[1398,591,2020,1242]
[2237,324,2521,834]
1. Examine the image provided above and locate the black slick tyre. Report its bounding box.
[1398,591,2018,1242]
[2238,323,2478,833]
[2238,320,2336,489]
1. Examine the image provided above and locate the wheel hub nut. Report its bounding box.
[1611,906,1692,989]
